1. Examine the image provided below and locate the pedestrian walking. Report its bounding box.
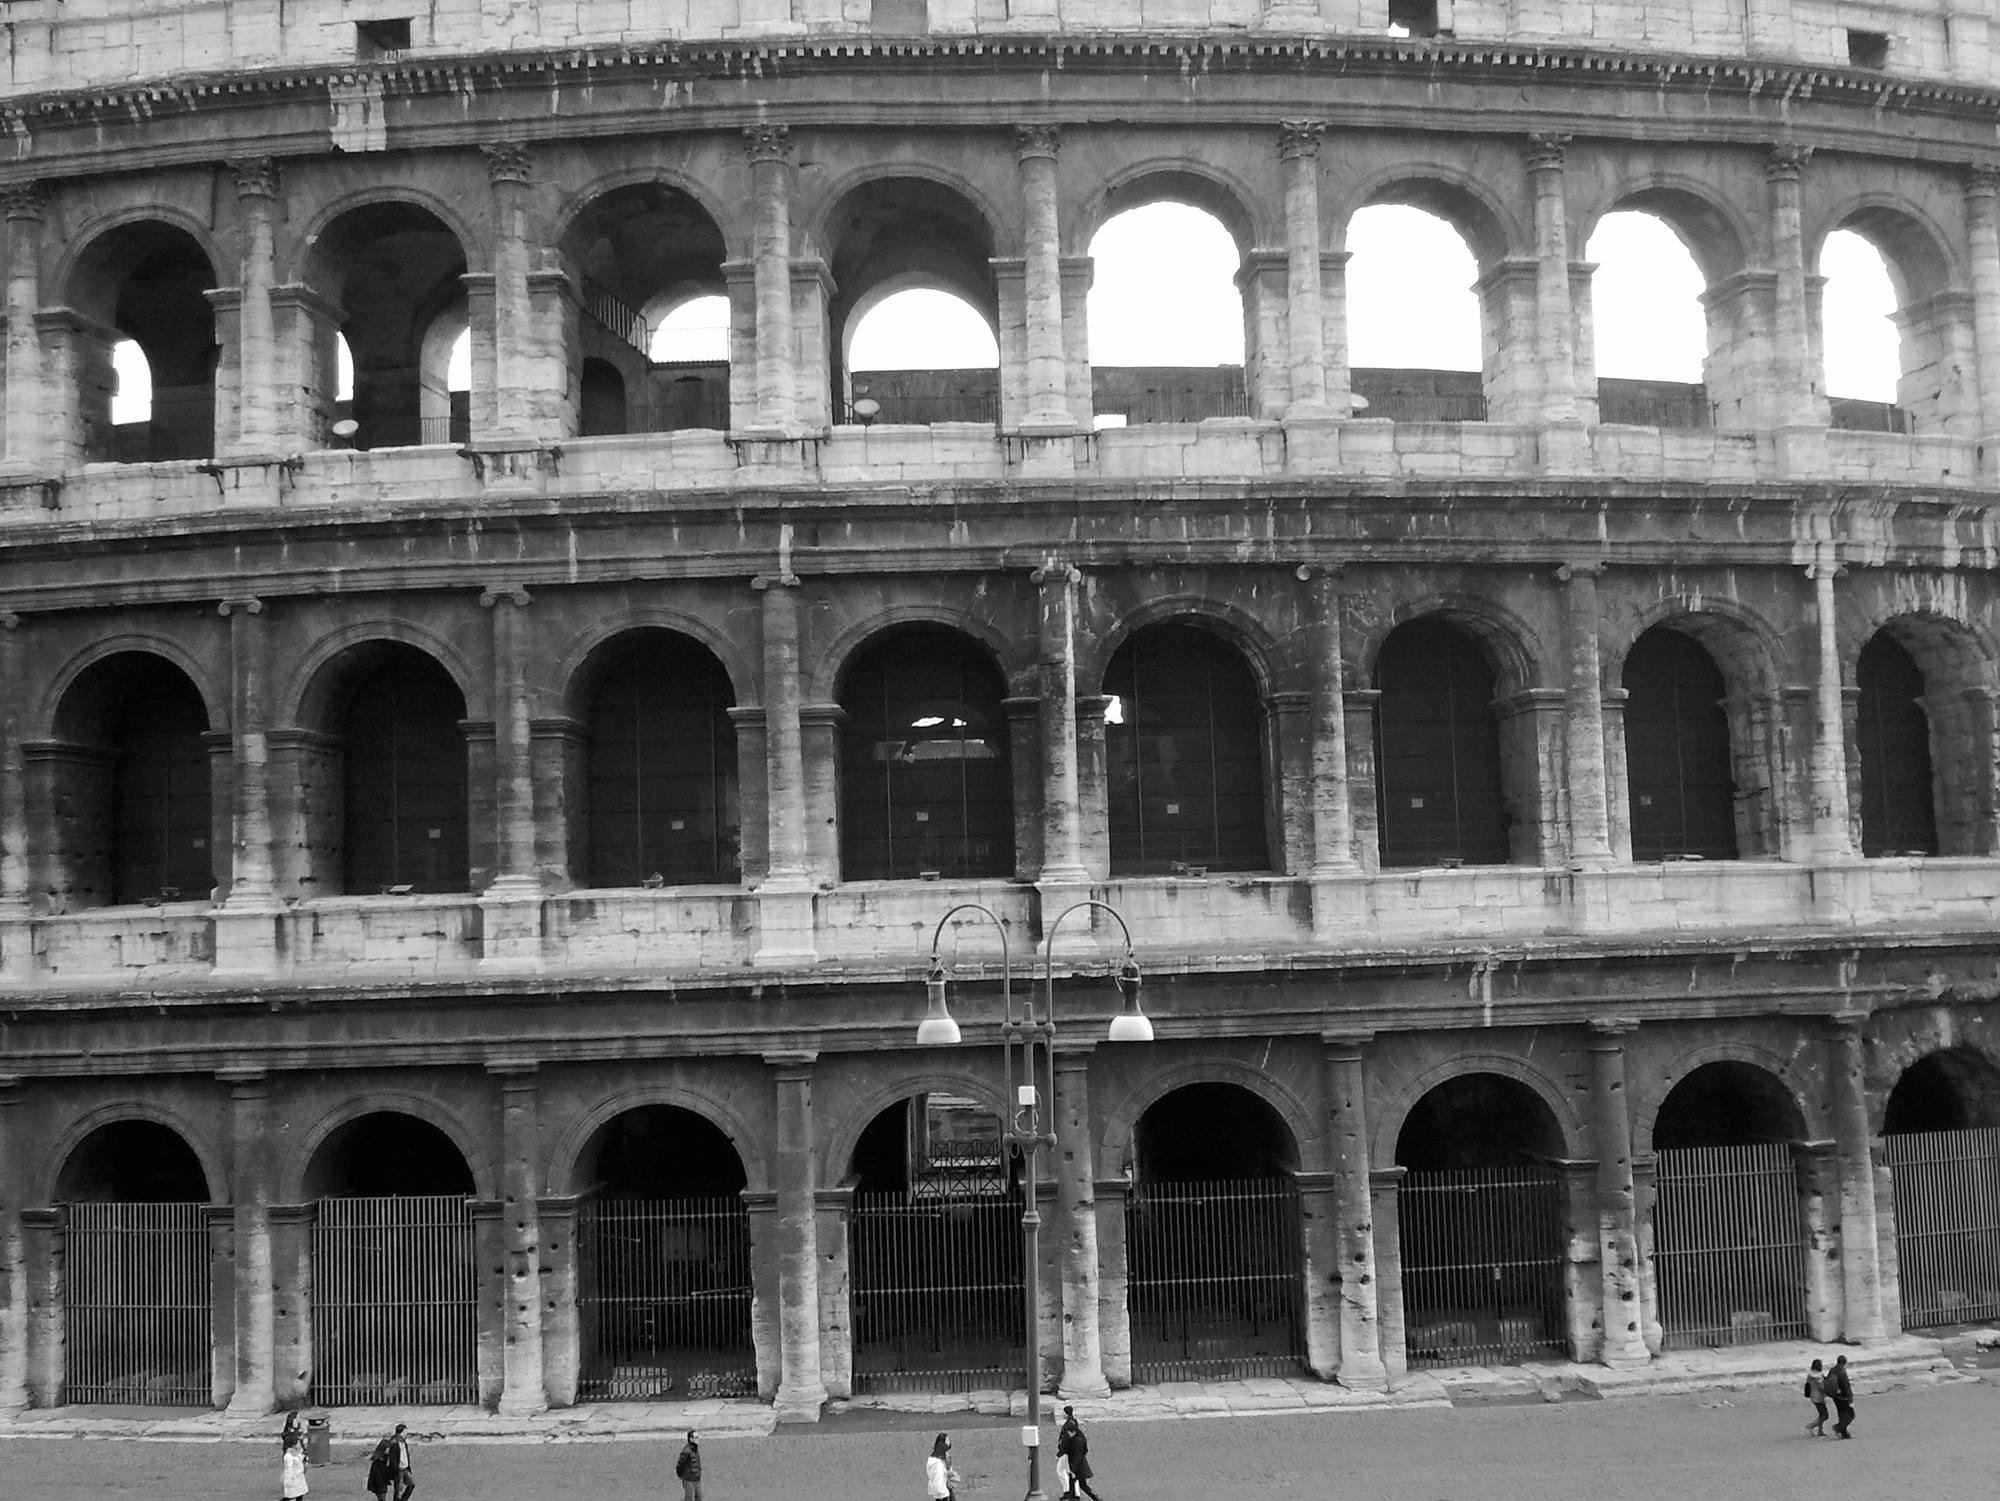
[925,1433,961,1501]
[1828,1354,1857,1439]
[1055,1406,1101,1501]
[675,1429,703,1501]
[387,1422,417,1500]
[1802,1359,1828,1436]
[365,1429,397,1501]
[279,1410,304,1453]
[278,1429,309,1501]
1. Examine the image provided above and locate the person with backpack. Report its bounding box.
[675,1430,703,1501]
[1827,1353,1857,1438]
[1802,1359,1828,1436]
[365,1430,398,1501]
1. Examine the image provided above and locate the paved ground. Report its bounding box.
[4,1369,1997,1501]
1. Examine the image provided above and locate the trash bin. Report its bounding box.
[306,1415,331,1466]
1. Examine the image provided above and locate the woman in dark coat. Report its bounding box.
[1055,1407,1101,1501]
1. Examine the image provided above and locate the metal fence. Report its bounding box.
[1883,1127,2000,1329]
[576,1198,758,1400]
[1653,1144,1809,1349]
[1356,389,1489,423]
[310,1196,477,1406]
[584,277,652,355]
[840,393,1000,426]
[63,1202,213,1406]
[1127,1178,1307,1383]
[850,1189,1025,1393]
[1397,1166,1568,1367]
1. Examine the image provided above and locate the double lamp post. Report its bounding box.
[915,899,1152,1501]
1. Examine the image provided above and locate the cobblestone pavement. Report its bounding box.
[4,1371,1997,1501]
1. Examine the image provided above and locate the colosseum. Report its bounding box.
[0,0,1993,1425]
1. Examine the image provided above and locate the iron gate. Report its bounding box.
[576,1198,758,1399]
[1398,1166,1568,1367]
[63,1202,213,1405]
[1883,1127,2000,1328]
[850,1189,1024,1393]
[1127,1178,1306,1382]
[310,1196,477,1406]
[1653,1144,1809,1348]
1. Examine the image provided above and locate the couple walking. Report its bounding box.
[1803,1355,1857,1439]
[923,1409,1102,1501]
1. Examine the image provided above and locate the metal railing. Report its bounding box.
[840,393,1000,426]
[1882,1127,2000,1329]
[418,415,465,446]
[576,1198,757,1400]
[850,1188,1025,1393]
[632,394,733,433]
[1596,384,1713,429]
[1358,389,1490,423]
[1127,1177,1307,1383]
[63,1202,213,1406]
[1397,1165,1568,1367]
[310,1195,477,1406]
[1653,1143,1810,1349]
[1097,388,1251,426]
[584,277,653,356]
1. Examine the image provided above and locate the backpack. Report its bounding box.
[675,1449,690,1480]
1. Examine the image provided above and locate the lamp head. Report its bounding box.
[1107,957,1152,1042]
[916,959,962,1046]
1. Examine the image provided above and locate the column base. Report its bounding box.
[1008,430,1078,478]
[0,910,33,982]
[753,885,819,968]
[225,1388,276,1418]
[1599,1346,1652,1370]
[1035,881,1100,955]
[1059,1371,1110,1398]
[1537,421,1594,476]
[1281,413,1342,473]
[1335,1354,1389,1392]
[1775,423,1830,479]
[1309,872,1363,939]
[497,1391,548,1418]
[773,1380,828,1423]
[212,903,284,976]
[478,887,545,971]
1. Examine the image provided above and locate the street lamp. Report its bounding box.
[915,899,1151,1501]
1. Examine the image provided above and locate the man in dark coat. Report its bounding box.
[1055,1406,1101,1501]
[1828,1354,1857,1439]
[365,1429,397,1501]
[675,1429,703,1501]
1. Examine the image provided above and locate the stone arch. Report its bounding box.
[1603,596,1788,698]
[1355,593,1546,697]
[289,184,487,286]
[841,271,1001,378]
[283,620,483,728]
[1338,164,1523,268]
[810,606,1025,704]
[1370,1052,1584,1169]
[1812,194,1961,309]
[1099,1057,1319,1178]
[818,1071,1011,1188]
[1848,602,1997,684]
[1085,597,1287,701]
[1639,1041,1822,1153]
[799,160,1014,264]
[55,206,226,315]
[39,632,225,738]
[547,1084,770,1197]
[1078,160,1266,258]
[1852,606,1997,856]
[1577,176,1756,288]
[281,1091,496,1203]
[548,166,746,264]
[38,1100,225,1206]
[555,608,755,717]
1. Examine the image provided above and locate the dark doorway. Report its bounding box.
[339,646,469,894]
[1104,623,1270,874]
[1881,1048,2000,1329]
[1373,620,1510,867]
[1623,627,1738,861]
[584,633,739,887]
[839,627,1013,880]
[581,358,628,437]
[1857,633,1939,856]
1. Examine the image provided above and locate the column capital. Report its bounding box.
[1806,558,1844,583]
[216,1067,269,1089]
[743,123,794,165]
[1277,120,1326,162]
[751,572,801,591]
[1295,561,1347,583]
[485,1057,540,1078]
[481,142,534,186]
[1015,124,1062,164]
[0,181,46,221]
[1965,164,2000,199]
[479,585,532,609]
[1766,143,1812,182]
[226,157,281,202]
[1523,132,1570,172]
[1052,1043,1096,1067]
[1587,1016,1639,1040]
[1321,1030,1374,1056]
[1030,562,1082,586]
[217,597,264,617]
[1827,1010,1872,1036]
[764,1048,819,1072]
[0,611,21,632]
[1556,559,1606,583]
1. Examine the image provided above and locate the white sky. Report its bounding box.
[108,203,1905,424]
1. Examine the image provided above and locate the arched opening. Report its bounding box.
[301,203,469,450]
[55,1119,214,1405]
[564,184,730,435]
[1857,632,1939,857]
[304,1110,477,1406]
[845,288,1000,424]
[650,295,730,363]
[848,1094,1022,1393]
[1103,623,1269,874]
[1651,1062,1810,1349]
[1622,627,1738,862]
[1087,201,1246,426]
[1881,1048,2000,1329]
[573,1105,754,1400]
[837,626,1013,881]
[578,630,739,888]
[1395,1074,1568,1365]
[1346,203,1487,421]
[579,357,627,437]
[412,312,471,447]
[1584,210,1712,429]
[1372,619,1511,868]
[328,644,470,895]
[825,179,999,427]
[1817,216,1968,437]
[63,221,218,464]
[47,653,215,910]
[1127,1083,1305,1380]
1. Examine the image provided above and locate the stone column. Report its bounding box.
[1965,169,2000,450]
[226,159,280,454]
[1094,1177,1132,1388]
[768,1052,827,1421]
[1278,121,1330,417]
[758,574,809,889]
[1323,250,1352,416]
[1524,134,1578,424]
[222,1070,275,1414]
[1809,559,1855,862]
[1036,562,1088,886]
[1558,563,1615,867]
[220,599,277,904]
[744,125,797,432]
[1324,1036,1386,1389]
[1306,568,1355,877]
[1053,1048,1107,1395]
[1015,126,1072,432]
[537,1196,579,1408]
[2,184,45,470]
[491,1063,545,1415]
[1075,695,1110,880]
[1767,147,1822,430]
[1586,1021,1649,1366]
[1368,1167,1407,1384]
[481,587,543,966]
[814,1184,855,1399]
[0,613,28,980]
[269,1203,313,1408]
[0,1078,24,1409]
[481,143,535,441]
[1829,1016,1886,1342]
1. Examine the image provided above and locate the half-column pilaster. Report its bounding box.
[768,1052,827,1421]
